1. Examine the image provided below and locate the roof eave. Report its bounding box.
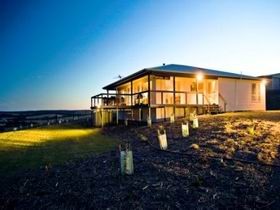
[102,69,149,90]
[102,67,261,90]
[148,68,260,81]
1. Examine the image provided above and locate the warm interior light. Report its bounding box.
[196,72,204,81]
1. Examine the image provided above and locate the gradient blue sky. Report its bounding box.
[1,0,280,111]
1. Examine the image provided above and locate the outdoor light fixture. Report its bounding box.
[261,79,268,85]
[196,72,204,81]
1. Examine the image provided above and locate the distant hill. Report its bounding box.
[0,110,92,132]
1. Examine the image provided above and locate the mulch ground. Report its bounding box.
[1,113,280,209]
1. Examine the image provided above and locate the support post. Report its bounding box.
[196,78,199,113]
[101,95,102,107]
[202,94,204,105]
[148,74,151,106]
[131,80,133,106]
[148,74,152,124]
[107,90,109,106]
[147,107,152,126]
[101,109,103,128]
[139,108,141,121]
[196,78,199,105]
[164,106,166,121]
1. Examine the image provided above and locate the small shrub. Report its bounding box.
[190,144,200,150]
[247,126,255,136]
[138,134,148,142]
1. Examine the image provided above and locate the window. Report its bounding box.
[175,77,190,91]
[251,83,260,102]
[190,82,196,92]
[133,76,148,94]
[117,82,131,105]
[134,92,148,105]
[155,76,173,91]
[207,81,216,94]
[163,93,173,104]
[117,82,131,94]
[190,81,204,92]
[175,93,186,104]
[198,82,204,92]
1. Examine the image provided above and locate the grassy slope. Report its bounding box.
[0,124,118,176]
[200,110,280,121]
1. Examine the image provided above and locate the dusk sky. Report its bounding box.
[1,0,280,111]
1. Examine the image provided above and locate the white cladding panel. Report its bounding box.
[218,78,266,111]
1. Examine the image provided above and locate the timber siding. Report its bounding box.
[219,78,265,111]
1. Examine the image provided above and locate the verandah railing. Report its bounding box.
[91,90,216,108]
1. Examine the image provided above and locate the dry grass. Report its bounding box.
[224,120,279,163]
[138,111,280,165]
[205,112,280,164]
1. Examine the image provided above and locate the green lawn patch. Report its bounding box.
[0,124,119,177]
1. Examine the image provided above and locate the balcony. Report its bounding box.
[91,90,213,109]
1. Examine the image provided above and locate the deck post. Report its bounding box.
[148,74,151,105]
[196,79,199,105]
[139,108,141,121]
[196,78,199,114]
[131,80,133,106]
[107,90,109,106]
[148,73,151,123]
[101,95,103,107]
[101,109,103,128]
[164,106,166,121]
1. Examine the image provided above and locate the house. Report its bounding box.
[91,64,266,126]
[258,73,280,110]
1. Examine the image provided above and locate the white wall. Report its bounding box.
[218,78,266,111]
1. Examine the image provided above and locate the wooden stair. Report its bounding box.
[204,104,222,114]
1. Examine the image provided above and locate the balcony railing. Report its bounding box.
[91,90,216,108]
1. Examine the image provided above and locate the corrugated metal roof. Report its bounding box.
[258,73,280,78]
[103,64,260,90]
[148,64,257,80]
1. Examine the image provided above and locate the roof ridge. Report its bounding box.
[152,63,255,78]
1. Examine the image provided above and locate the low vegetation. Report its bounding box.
[0,124,118,176]
[139,111,280,166]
